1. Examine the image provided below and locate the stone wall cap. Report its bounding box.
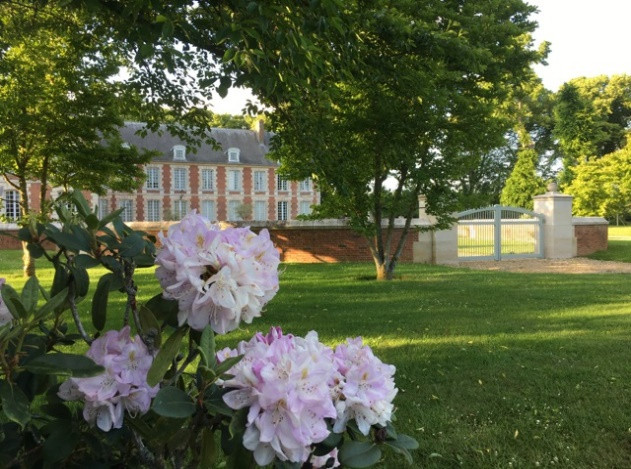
[533,193,574,200]
[128,218,434,231]
[572,217,609,225]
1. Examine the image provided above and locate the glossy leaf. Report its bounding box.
[0,380,31,428]
[151,386,195,418]
[91,275,111,331]
[338,441,382,468]
[139,305,162,349]
[119,232,145,258]
[24,353,104,377]
[198,325,215,367]
[21,276,39,312]
[35,287,69,321]
[146,326,187,386]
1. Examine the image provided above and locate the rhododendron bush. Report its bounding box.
[0,192,417,467]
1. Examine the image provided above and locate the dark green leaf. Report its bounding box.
[6,296,28,320]
[151,386,195,418]
[338,441,382,468]
[383,440,413,465]
[139,305,161,348]
[85,214,99,231]
[388,433,418,450]
[134,253,155,268]
[69,266,90,298]
[26,243,45,259]
[229,407,248,439]
[45,230,86,252]
[200,428,217,467]
[0,381,31,428]
[43,421,78,462]
[17,226,33,242]
[51,264,69,298]
[70,190,91,217]
[1,283,22,320]
[24,353,104,377]
[35,288,69,321]
[75,254,100,269]
[21,276,39,313]
[98,207,125,229]
[146,326,187,386]
[313,431,343,456]
[198,325,215,367]
[214,355,242,376]
[91,275,111,331]
[120,232,145,258]
[145,293,178,323]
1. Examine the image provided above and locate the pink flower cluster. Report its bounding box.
[218,328,397,466]
[155,212,280,334]
[58,327,158,431]
[0,278,12,327]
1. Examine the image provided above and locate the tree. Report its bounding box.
[566,141,631,220]
[272,0,542,280]
[500,146,546,210]
[0,3,152,276]
[554,75,631,186]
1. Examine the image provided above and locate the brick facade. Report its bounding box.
[574,223,608,256]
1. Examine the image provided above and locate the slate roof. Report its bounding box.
[119,122,277,167]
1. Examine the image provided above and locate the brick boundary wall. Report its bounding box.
[0,219,608,262]
[573,218,608,256]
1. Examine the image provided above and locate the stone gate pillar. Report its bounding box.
[533,183,576,259]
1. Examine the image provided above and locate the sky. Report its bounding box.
[211,0,631,114]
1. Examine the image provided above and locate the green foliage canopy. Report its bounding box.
[0,2,153,216]
[272,0,542,279]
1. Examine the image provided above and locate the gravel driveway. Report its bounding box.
[458,258,631,274]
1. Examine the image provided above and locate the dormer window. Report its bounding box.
[172,145,186,161]
[228,147,240,163]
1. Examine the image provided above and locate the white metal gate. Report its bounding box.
[457,205,544,261]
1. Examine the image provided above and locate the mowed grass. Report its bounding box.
[588,226,631,262]
[3,250,631,467]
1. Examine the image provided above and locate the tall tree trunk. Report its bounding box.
[18,177,35,277]
[374,260,394,281]
[22,241,35,277]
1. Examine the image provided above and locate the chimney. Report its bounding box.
[256,119,265,144]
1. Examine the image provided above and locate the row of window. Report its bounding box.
[146,167,311,194]
[171,145,241,163]
[100,198,311,223]
[2,190,20,220]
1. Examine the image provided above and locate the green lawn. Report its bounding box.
[587,226,631,262]
[3,250,631,467]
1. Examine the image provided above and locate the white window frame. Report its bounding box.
[254,200,267,221]
[173,200,188,220]
[254,170,267,192]
[228,147,240,163]
[277,201,288,221]
[172,145,186,161]
[173,167,188,191]
[146,199,161,222]
[97,197,109,219]
[4,190,20,221]
[277,174,288,192]
[299,201,312,216]
[228,200,241,221]
[146,167,160,190]
[119,199,134,222]
[299,178,311,192]
[201,200,216,221]
[227,169,242,192]
[201,168,215,191]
